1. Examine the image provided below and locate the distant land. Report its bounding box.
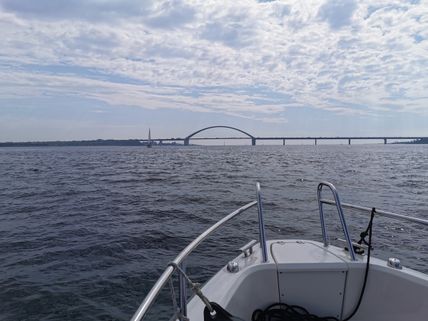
[0,139,181,147]
[397,138,428,144]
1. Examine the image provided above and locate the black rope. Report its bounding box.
[342,207,376,321]
[252,303,339,321]
[357,210,374,248]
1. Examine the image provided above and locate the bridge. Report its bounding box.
[183,126,256,146]
[144,126,427,145]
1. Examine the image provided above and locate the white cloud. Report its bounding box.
[1,0,428,125]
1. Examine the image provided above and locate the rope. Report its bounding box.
[168,262,215,315]
[168,277,190,321]
[252,303,339,321]
[342,208,376,321]
[168,277,179,315]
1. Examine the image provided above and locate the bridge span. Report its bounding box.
[143,126,427,145]
[183,126,255,145]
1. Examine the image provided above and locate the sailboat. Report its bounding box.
[147,128,152,148]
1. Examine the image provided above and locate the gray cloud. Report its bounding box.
[0,0,149,21]
[201,21,256,48]
[62,30,120,55]
[199,7,261,49]
[0,0,195,29]
[318,0,357,29]
[144,0,195,29]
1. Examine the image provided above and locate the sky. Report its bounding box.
[0,0,427,142]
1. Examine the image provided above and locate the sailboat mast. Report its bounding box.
[147,128,152,148]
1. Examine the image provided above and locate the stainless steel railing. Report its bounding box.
[317,182,428,262]
[319,199,428,226]
[256,182,268,263]
[317,182,357,261]
[131,183,268,321]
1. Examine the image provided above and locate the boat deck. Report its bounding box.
[187,240,428,321]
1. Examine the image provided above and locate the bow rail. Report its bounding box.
[319,199,428,226]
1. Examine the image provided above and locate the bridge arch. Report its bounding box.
[184,126,256,145]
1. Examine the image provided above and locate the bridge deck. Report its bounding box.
[142,136,427,142]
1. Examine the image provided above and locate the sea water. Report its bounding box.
[1,145,427,320]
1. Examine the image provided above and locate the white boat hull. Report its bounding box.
[187,240,428,321]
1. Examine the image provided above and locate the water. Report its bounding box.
[1,145,427,321]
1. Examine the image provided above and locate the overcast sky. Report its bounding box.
[0,0,427,141]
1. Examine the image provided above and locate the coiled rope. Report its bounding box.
[251,303,339,321]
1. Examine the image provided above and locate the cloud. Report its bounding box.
[144,0,196,29]
[0,0,195,28]
[1,0,428,130]
[200,21,256,48]
[0,0,149,21]
[318,0,358,29]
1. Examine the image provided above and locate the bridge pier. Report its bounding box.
[283,139,285,146]
[184,138,189,146]
[252,138,256,146]
[384,138,387,144]
[315,139,317,146]
[348,139,351,145]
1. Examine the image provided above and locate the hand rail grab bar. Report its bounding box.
[317,182,356,261]
[178,261,187,319]
[130,200,258,321]
[319,199,428,226]
[256,182,268,262]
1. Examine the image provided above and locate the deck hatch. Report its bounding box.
[272,241,348,319]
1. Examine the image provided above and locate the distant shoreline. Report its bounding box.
[0,139,181,147]
[395,138,428,144]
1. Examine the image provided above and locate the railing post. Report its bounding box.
[178,261,187,320]
[317,184,329,247]
[256,182,268,262]
[317,182,356,261]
